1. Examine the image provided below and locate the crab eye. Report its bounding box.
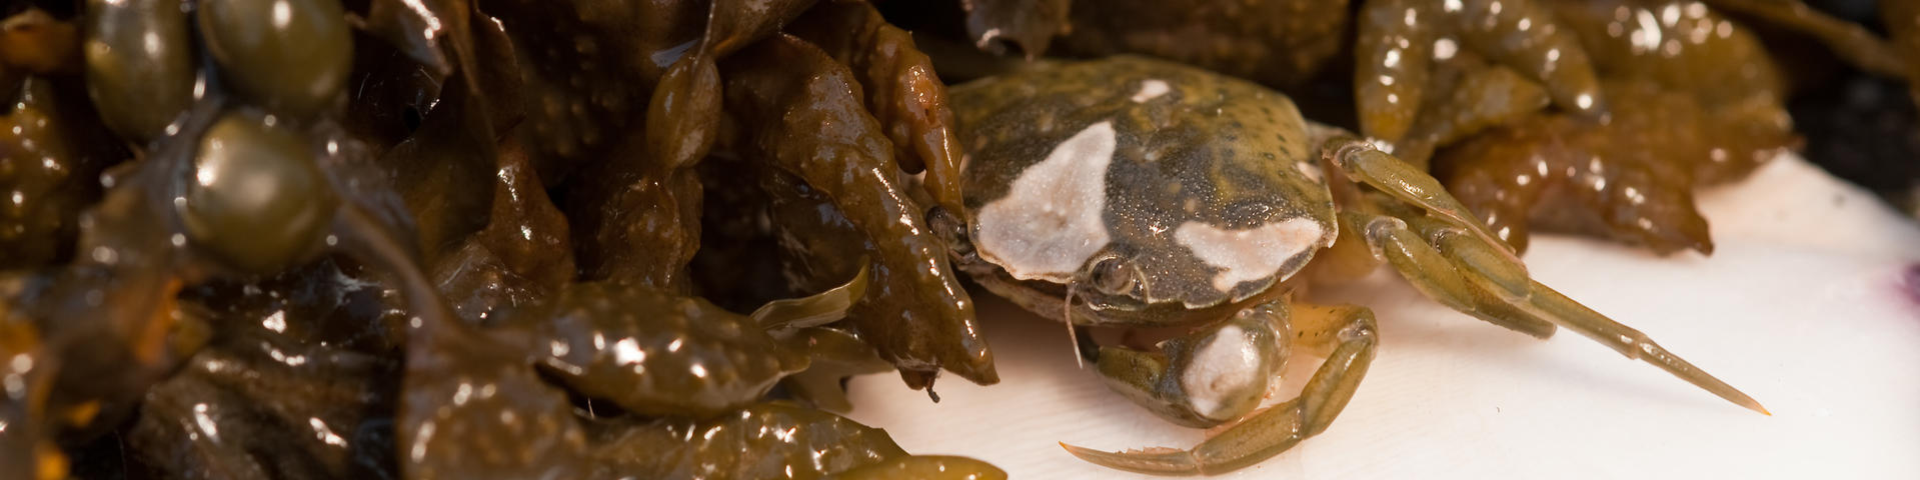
[1089,256,1138,296]
[928,206,972,255]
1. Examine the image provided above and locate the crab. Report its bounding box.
[932,56,1768,475]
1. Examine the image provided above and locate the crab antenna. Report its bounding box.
[1064,282,1086,369]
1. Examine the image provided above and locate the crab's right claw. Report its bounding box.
[1089,302,1287,428]
[1063,305,1379,476]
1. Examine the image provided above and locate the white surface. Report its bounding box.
[844,156,1920,478]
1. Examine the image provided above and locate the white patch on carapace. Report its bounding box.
[975,121,1117,282]
[1175,217,1326,292]
[1181,325,1262,419]
[1131,79,1171,103]
[1295,161,1324,183]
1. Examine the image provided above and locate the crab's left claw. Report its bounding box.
[1064,304,1379,476]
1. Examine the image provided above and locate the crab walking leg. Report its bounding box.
[1353,209,1770,415]
[1338,211,1557,339]
[1064,304,1378,476]
[1516,281,1770,415]
[1317,136,1531,301]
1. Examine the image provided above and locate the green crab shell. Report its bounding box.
[952,56,1339,310]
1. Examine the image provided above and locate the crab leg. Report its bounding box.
[1338,210,1557,339]
[1318,135,1530,301]
[1063,304,1378,476]
[1351,204,1769,415]
[1516,281,1770,415]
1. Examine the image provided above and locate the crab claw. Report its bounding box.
[1064,304,1379,476]
[1089,302,1288,428]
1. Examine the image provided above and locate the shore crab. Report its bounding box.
[936,56,1767,475]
